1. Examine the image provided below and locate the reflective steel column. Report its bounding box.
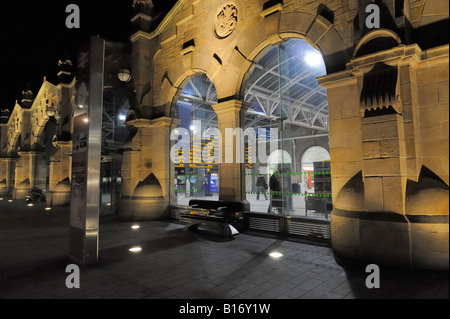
[68,36,105,265]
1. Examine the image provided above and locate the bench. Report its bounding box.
[179,200,248,237]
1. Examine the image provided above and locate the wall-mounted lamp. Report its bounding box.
[46,106,56,117]
[117,69,132,83]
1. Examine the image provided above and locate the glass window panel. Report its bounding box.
[170,74,219,206]
[243,38,331,220]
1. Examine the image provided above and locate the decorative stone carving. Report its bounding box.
[360,62,401,117]
[214,4,238,39]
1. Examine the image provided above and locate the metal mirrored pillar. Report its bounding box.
[69,36,105,265]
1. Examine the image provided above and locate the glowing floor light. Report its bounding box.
[129,247,142,253]
[131,225,140,230]
[45,207,52,211]
[27,203,34,207]
[269,252,284,258]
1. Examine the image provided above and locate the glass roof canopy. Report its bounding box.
[243,38,328,131]
[174,38,328,133]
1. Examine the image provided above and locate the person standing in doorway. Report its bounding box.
[269,170,282,213]
[256,174,268,200]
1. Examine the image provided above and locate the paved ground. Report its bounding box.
[0,199,448,301]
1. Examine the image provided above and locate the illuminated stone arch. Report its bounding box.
[30,81,60,149]
[231,12,347,100]
[161,56,221,118]
[0,79,69,200]
[154,6,348,115]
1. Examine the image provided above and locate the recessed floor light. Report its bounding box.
[45,207,52,211]
[269,252,283,258]
[131,225,140,230]
[129,247,142,253]
[8,200,13,203]
[27,203,34,207]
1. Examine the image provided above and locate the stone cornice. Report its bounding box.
[347,44,423,74]
[130,30,152,43]
[126,116,175,128]
[212,99,245,115]
[318,71,356,89]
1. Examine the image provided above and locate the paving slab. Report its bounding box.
[0,200,448,301]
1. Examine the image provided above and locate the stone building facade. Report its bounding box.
[0,0,447,270]
[124,0,448,270]
[0,61,74,206]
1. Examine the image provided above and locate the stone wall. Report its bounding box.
[0,80,74,203]
[127,0,449,269]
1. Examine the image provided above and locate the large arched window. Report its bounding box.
[242,38,331,219]
[170,74,219,206]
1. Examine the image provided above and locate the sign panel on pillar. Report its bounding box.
[69,36,105,265]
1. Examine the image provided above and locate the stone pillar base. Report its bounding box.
[331,209,449,271]
[13,188,30,200]
[46,191,71,206]
[120,196,169,221]
[0,187,8,196]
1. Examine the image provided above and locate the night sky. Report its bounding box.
[0,0,175,111]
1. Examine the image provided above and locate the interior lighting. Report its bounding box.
[305,51,322,67]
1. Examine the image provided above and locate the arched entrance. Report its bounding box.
[242,38,331,220]
[36,118,58,193]
[169,73,219,206]
[301,146,330,193]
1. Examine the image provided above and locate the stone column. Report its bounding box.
[120,117,174,220]
[0,158,13,196]
[320,44,449,270]
[46,141,72,206]
[212,99,245,202]
[0,114,10,195]
[361,113,407,214]
[13,151,36,199]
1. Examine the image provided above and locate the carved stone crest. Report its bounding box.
[214,4,238,38]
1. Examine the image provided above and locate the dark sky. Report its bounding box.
[0,0,175,111]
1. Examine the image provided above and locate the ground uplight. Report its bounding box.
[269,252,283,258]
[129,247,142,253]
